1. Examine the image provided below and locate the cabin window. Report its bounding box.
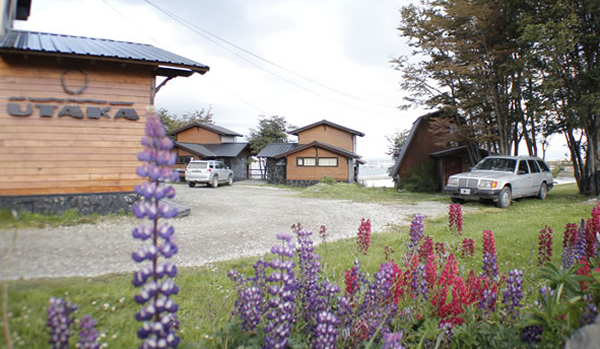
[177,156,193,164]
[318,158,338,167]
[297,157,316,166]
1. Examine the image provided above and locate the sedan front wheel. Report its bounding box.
[496,186,512,208]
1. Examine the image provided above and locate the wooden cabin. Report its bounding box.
[170,123,250,181]
[390,111,488,191]
[0,0,209,214]
[257,120,365,186]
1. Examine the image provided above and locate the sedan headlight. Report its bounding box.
[447,177,459,186]
[479,179,498,189]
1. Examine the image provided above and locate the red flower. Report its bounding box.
[356,218,371,254]
[418,236,434,263]
[538,225,553,266]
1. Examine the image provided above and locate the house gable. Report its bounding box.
[286,147,349,182]
[288,120,364,153]
[176,127,221,143]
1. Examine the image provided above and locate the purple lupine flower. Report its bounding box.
[574,219,587,261]
[382,331,405,349]
[264,233,297,349]
[408,214,425,252]
[353,262,398,341]
[478,285,497,313]
[132,113,180,349]
[482,252,498,280]
[295,229,323,325]
[437,322,453,345]
[418,263,428,300]
[312,311,338,349]
[229,258,267,332]
[502,269,524,320]
[562,244,575,269]
[336,295,354,334]
[77,315,100,349]
[581,294,599,326]
[521,325,543,347]
[47,297,77,349]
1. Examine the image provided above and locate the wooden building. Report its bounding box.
[0,0,209,214]
[390,111,488,191]
[170,122,250,181]
[257,120,365,186]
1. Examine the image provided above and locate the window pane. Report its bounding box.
[537,160,550,172]
[527,160,540,173]
[297,158,304,166]
[318,158,338,166]
[304,158,316,166]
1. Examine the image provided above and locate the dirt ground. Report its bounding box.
[0,182,448,279]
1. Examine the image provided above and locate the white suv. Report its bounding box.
[185,160,234,188]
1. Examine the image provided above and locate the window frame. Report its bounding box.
[297,157,316,167]
[317,157,338,167]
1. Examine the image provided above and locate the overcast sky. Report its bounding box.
[14,0,569,160]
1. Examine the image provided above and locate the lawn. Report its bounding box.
[0,183,596,348]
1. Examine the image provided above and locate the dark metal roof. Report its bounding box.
[256,143,300,158]
[169,122,243,137]
[175,142,248,158]
[288,119,365,137]
[204,143,249,157]
[277,141,362,159]
[0,30,209,73]
[175,143,215,157]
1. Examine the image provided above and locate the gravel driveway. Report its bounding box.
[1,182,448,280]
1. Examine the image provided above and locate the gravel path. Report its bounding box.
[0,182,448,280]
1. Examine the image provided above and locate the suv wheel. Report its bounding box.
[211,176,219,188]
[188,182,195,188]
[227,175,233,186]
[496,186,512,208]
[537,182,547,200]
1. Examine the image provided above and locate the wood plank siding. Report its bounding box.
[286,147,348,181]
[398,118,444,180]
[176,127,220,143]
[0,56,153,196]
[297,125,354,152]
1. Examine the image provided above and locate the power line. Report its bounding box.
[138,0,398,111]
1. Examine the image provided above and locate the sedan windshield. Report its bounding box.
[473,158,516,172]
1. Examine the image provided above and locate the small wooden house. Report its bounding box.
[257,120,365,186]
[0,0,209,214]
[170,122,250,180]
[390,111,488,191]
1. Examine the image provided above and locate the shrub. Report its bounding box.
[320,175,336,185]
[398,163,437,192]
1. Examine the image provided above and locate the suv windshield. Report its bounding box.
[188,162,208,169]
[473,158,516,172]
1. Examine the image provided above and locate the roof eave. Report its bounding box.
[0,49,210,75]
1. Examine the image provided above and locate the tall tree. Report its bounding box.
[520,0,600,194]
[248,115,292,179]
[385,129,410,163]
[394,0,547,162]
[158,107,214,135]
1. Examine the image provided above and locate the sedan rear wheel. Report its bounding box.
[211,176,219,188]
[496,186,512,208]
[188,182,195,188]
[537,182,547,200]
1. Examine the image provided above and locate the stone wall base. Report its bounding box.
[0,192,139,215]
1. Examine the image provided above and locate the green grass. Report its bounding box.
[0,183,596,348]
[294,182,446,203]
[0,209,114,230]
